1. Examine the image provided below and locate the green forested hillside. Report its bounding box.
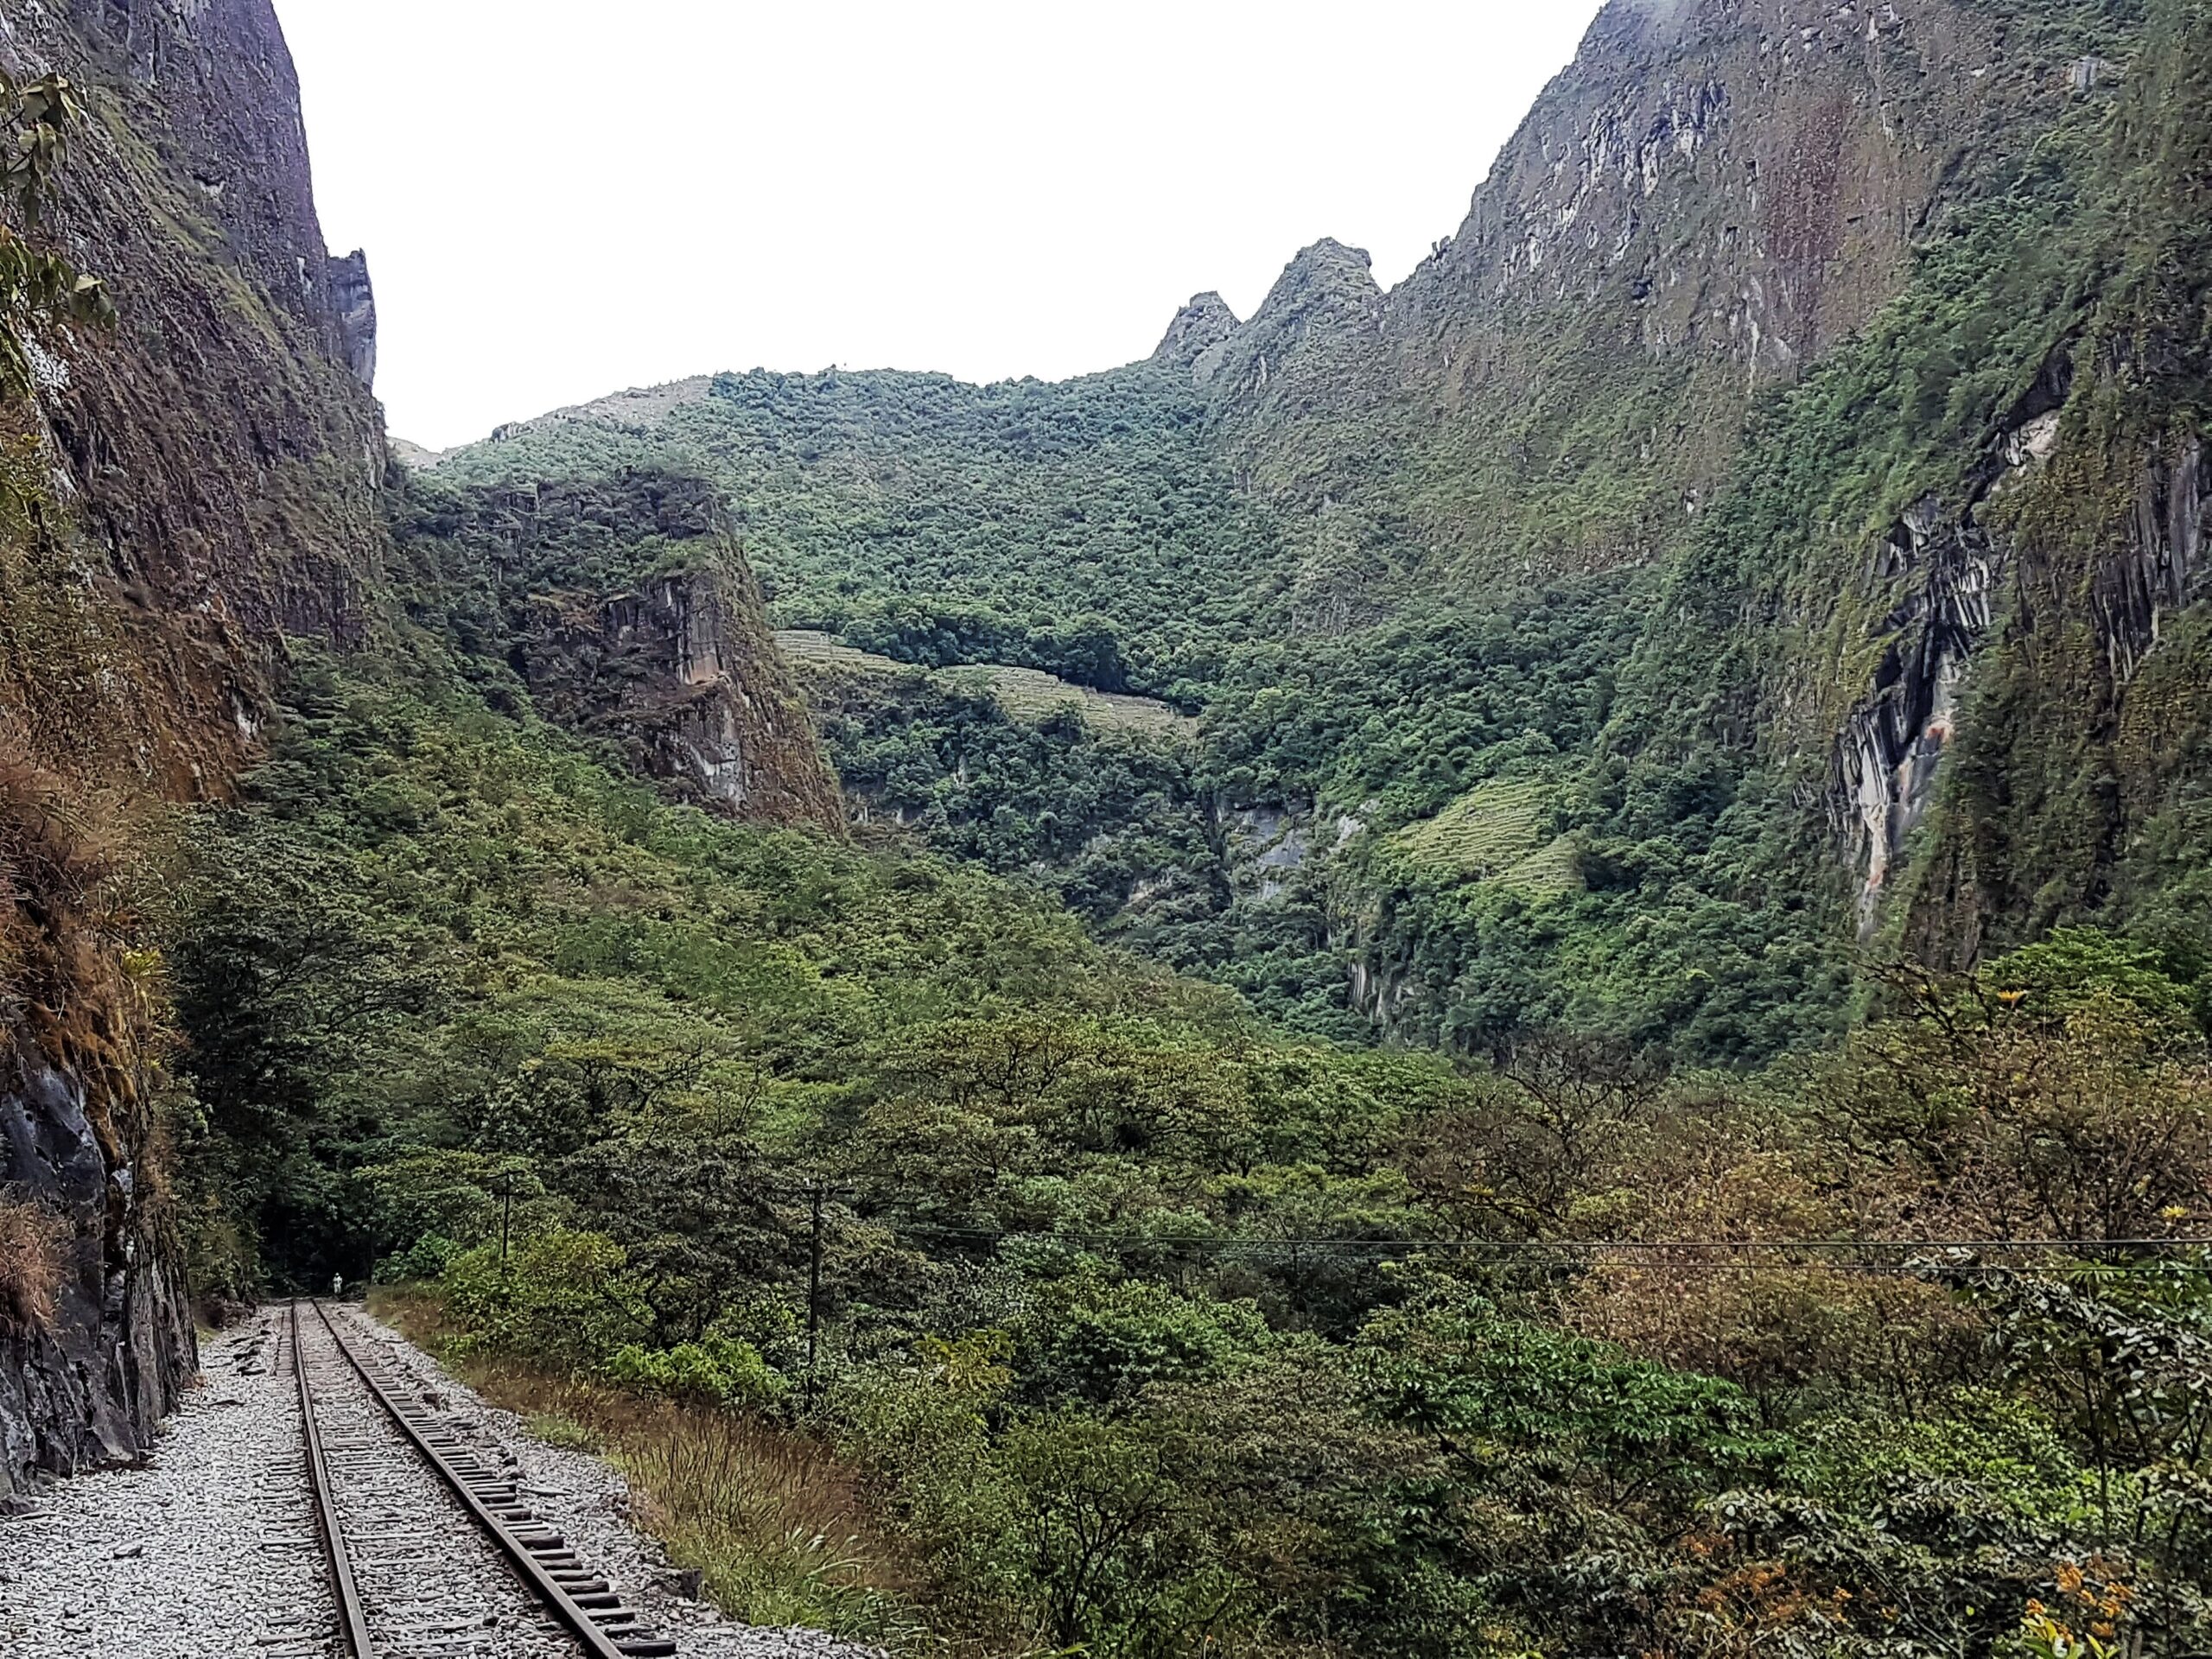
[168,638,2212,1659]
[117,1,2212,1655]
[386,0,2212,1071]
[433,364,1295,703]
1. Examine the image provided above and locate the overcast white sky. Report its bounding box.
[273,1,1604,450]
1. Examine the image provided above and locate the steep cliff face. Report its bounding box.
[1158,0,2201,1009]
[1815,354,2073,927]
[396,467,843,831]
[1910,424,2212,964]
[1,1012,192,1510]
[1921,0,2212,963]
[534,567,843,826]
[1395,0,2014,378]
[2,0,386,792]
[1638,0,2212,955]
[2,0,386,1497]
[1181,0,2034,585]
[0,753,189,1503]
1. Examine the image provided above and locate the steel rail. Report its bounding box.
[294,1300,375,1658]
[306,1299,667,1658]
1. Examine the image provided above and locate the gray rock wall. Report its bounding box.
[3,0,377,1497]
[1,1035,193,1503]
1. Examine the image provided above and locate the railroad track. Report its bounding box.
[289,1300,678,1659]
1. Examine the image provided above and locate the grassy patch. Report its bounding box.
[956,665,1197,741]
[524,1411,603,1453]
[1387,777,1553,879]
[0,1197,66,1335]
[782,628,1198,743]
[775,628,909,677]
[372,1287,932,1650]
[1499,831,1584,901]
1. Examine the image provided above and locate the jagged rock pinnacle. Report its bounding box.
[1152,291,1242,370]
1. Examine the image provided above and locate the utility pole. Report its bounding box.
[805,1182,824,1396]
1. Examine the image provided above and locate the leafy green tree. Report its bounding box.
[1014,1271,1268,1407]
[999,1408,1186,1649]
[168,816,446,1287]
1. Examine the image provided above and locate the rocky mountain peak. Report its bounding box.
[1150,291,1240,372]
[327,249,378,388]
[1257,238,1382,313]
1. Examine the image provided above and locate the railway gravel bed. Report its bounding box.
[0,1305,880,1659]
[297,1303,586,1657]
[338,1305,874,1659]
[0,1311,339,1658]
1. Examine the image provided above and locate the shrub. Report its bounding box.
[438,1230,646,1365]
[376,1232,463,1285]
[604,1336,789,1410]
[1017,1272,1269,1405]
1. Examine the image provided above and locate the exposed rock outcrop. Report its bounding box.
[518,562,845,829]
[1179,0,2024,576]
[1827,352,2078,920]
[1905,418,2212,966]
[1392,0,2010,384]
[403,469,843,831]
[1151,292,1240,378]
[2097,436,2204,688]
[2,1042,192,1506]
[3,0,389,797]
[1834,499,1996,925]
[2,0,388,1495]
[327,251,379,390]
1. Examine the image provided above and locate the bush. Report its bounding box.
[376,1233,464,1285]
[604,1337,789,1410]
[1018,1273,1269,1405]
[438,1230,645,1365]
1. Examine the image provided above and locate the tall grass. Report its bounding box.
[372,1289,931,1650]
[0,1197,67,1334]
[617,1405,928,1643]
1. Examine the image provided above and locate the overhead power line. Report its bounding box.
[880,1224,2212,1255]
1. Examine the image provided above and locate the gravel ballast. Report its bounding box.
[0,1310,338,1658]
[0,1305,882,1659]
[337,1305,877,1659]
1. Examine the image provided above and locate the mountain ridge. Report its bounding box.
[409,0,2208,1062]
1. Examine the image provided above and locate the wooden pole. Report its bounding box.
[806,1183,824,1393]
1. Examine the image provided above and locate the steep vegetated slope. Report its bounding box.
[392,465,842,828]
[2,0,2209,1654]
[0,0,383,1499]
[1904,0,2212,968]
[1203,0,2033,578]
[1166,0,2208,1056]
[417,0,2209,1065]
[1582,0,2212,1032]
[1206,0,2212,1058]
[409,366,1368,1026]
[0,0,835,1497]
